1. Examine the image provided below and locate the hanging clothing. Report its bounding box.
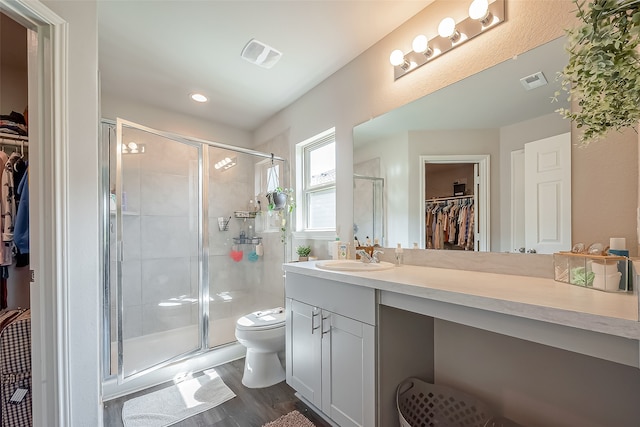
[14,167,28,267]
[0,151,16,267]
[425,197,475,250]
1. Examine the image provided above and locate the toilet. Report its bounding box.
[235,307,286,388]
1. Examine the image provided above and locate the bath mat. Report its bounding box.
[262,410,315,427]
[121,369,235,427]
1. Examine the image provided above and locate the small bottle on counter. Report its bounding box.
[395,243,404,266]
[338,242,350,260]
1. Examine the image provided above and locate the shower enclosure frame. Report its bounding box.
[101,118,287,398]
[353,174,385,247]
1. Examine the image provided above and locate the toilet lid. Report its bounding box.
[236,307,286,331]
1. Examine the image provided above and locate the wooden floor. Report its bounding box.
[103,358,333,427]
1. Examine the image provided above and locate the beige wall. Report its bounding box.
[0,14,28,117]
[572,126,638,254]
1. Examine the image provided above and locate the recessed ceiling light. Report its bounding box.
[190,93,208,103]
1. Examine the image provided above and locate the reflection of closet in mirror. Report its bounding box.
[353,174,384,247]
[420,155,489,252]
[425,163,476,251]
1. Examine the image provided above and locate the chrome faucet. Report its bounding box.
[356,249,385,263]
[355,249,373,263]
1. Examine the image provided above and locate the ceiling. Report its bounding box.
[97,0,434,132]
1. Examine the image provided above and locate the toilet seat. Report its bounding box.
[236,307,285,332]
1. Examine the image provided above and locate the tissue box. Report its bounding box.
[553,252,629,292]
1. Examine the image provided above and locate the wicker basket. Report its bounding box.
[396,377,494,427]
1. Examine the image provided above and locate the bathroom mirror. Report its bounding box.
[353,36,638,254]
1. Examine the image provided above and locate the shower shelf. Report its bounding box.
[233,236,262,245]
[234,211,257,219]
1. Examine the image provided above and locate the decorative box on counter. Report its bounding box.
[553,252,629,292]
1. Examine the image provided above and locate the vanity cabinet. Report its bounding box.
[285,272,376,427]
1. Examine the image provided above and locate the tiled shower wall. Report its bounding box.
[108,124,285,349]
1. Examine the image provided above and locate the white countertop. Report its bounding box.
[283,261,640,340]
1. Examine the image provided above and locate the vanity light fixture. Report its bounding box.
[121,141,146,155]
[390,0,505,80]
[214,156,237,171]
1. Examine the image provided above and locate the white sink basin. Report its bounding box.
[315,260,395,272]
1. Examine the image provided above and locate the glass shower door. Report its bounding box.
[353,175,385,246]
[115,119,202,382]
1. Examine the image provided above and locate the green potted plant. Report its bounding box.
[267,187,295,212]
[554,0,640,145]
[296,245,311,261]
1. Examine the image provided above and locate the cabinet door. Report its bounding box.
[286,299,322,408]
[321,311,375,427]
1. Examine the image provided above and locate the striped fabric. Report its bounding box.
[0,309,31,427]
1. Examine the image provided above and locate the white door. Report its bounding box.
[321,311,375,427]
[524,132,571,253]
[286,299,322,408]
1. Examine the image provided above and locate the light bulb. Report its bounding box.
[438,17,456,38]
[389,49,405,67]
[469,0,490,21]
[127,142,137,150]
[412,35,428,53]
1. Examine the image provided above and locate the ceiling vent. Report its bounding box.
[520,71,548,91]
[241,39,282,69]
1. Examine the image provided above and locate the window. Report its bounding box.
[296,129,336,232]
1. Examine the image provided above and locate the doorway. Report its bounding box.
[0,13,30,310]
[419,155,490,251]
[0,0,71,424]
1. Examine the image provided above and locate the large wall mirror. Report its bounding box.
[353,36,638,255]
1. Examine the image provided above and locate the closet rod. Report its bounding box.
[0,139,28,148]
[0,132,28,144]
[426,194,474,203]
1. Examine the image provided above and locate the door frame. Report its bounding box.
[419,155,490,251]
[0,0,69,424]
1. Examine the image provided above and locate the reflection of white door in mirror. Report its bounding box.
[420,155,490,251]
[511,132,571,254]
